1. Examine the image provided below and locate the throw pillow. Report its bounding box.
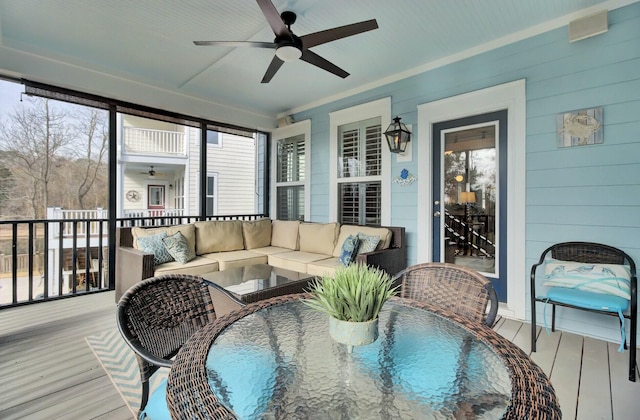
[162,231,197,264]
[136,231,174,265]
[356,233,381,255]
[338,235,360,266]
[542,261,632,300]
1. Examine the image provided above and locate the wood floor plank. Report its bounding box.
[493,317,522,342]
[608,341,640,420]
[578,337,612,419]
[509,320,532,354]
[550,331,583,420]
[530,326,561,377]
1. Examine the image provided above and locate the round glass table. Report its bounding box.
[167,294,561,419]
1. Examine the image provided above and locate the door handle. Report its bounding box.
[434,211,441,217]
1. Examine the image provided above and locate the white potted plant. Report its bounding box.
[304,263,397,352]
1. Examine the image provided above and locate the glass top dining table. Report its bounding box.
[167,294,561,420]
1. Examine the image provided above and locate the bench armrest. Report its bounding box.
[355,247,406,277]
[115,246,155,302]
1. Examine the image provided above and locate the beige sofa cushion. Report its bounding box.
[242,218,272,249]
[194,220,244,254]
[271,220,300,250]
[268,251,330,274]
[299,222,339,255]
[306,257,342,277]
[153,256,218,276]
[200,250,268,271]
[132,224,196,254]
[332,225,392,257]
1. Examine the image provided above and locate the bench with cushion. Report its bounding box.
[115,219,405,302]
[530,241,637,381]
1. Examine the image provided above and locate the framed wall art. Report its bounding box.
[557,107,603,147]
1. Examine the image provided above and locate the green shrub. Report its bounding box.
[304,263,397,322]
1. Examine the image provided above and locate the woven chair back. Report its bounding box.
[394,262,498,327]
[117,274,218,382]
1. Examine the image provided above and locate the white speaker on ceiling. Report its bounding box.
[277,115,294,127]
[569,11,608,43]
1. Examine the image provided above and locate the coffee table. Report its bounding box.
[201,264,316,304]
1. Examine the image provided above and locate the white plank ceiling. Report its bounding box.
[0,0,628,117]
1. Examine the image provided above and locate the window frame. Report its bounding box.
[205,173,218,216]
[271,120,311,221]
[329,98,391,225]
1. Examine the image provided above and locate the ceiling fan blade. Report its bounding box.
[300,19,378,49]
[261,55,285,83]
[256,0,290,37]
[194,41,277,48]
[300,50,349,79]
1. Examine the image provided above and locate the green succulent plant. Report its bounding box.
[304,263,398,322]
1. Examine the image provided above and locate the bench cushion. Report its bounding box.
[201,250,268,271]
[543,261,631,299]
[299,222,339,255]
[271,220,300,250]
[268,251,330,273]
[132,223,196,254]
[153,256,218,276]
[195,220,244,254]
[332,226,392,257]
[242,218,272,249]
[544,287,629,313]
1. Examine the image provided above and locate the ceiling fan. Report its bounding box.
[139,166,165,178]
[193,0,378,83]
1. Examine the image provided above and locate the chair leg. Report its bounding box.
[551,305,556,332]
[138,379,150,417]
[531,300,537,352]
[630,312,637,382]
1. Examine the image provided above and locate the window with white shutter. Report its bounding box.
[273,122,309,220]
[337,117,382,226]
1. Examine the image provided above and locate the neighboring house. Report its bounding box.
[118,114,258,218]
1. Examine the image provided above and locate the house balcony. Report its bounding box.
[123,126,186,156]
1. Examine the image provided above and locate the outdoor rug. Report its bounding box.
[86,329,167,418]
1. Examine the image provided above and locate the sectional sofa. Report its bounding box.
[115,218,406,301]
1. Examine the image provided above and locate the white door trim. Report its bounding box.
[417,79,526,320]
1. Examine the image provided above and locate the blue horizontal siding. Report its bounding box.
[295,3,640,341]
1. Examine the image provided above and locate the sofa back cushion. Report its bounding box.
[299,222,340,255]
[271,220,300,250]
[132,224,196,255]
[243,218,272,249]
[195,220,244,254]
[332,225,392,257]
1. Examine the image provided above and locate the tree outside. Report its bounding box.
[0,91,108,221]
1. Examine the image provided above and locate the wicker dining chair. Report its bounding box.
[393,262,498,327]
[116,274,245,419]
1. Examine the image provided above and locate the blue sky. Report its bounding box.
[0,79,24,118]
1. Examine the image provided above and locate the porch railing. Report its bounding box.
[123,126,186,155]
[0,213,265,309]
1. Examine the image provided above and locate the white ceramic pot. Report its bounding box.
[329,316,379,353]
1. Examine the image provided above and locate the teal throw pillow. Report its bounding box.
[137,231,174,265]
[356,233,381,255]
[163,231,197,264]
[338,234,360,266]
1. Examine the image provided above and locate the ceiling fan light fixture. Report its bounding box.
[276,45,302,61]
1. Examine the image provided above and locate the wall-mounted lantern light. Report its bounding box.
[384,116,411,154]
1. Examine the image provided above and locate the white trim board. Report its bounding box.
[417,79,527,320]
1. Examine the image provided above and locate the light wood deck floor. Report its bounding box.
[0,291,639,419]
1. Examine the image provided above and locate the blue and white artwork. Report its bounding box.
[557,107,603,147]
